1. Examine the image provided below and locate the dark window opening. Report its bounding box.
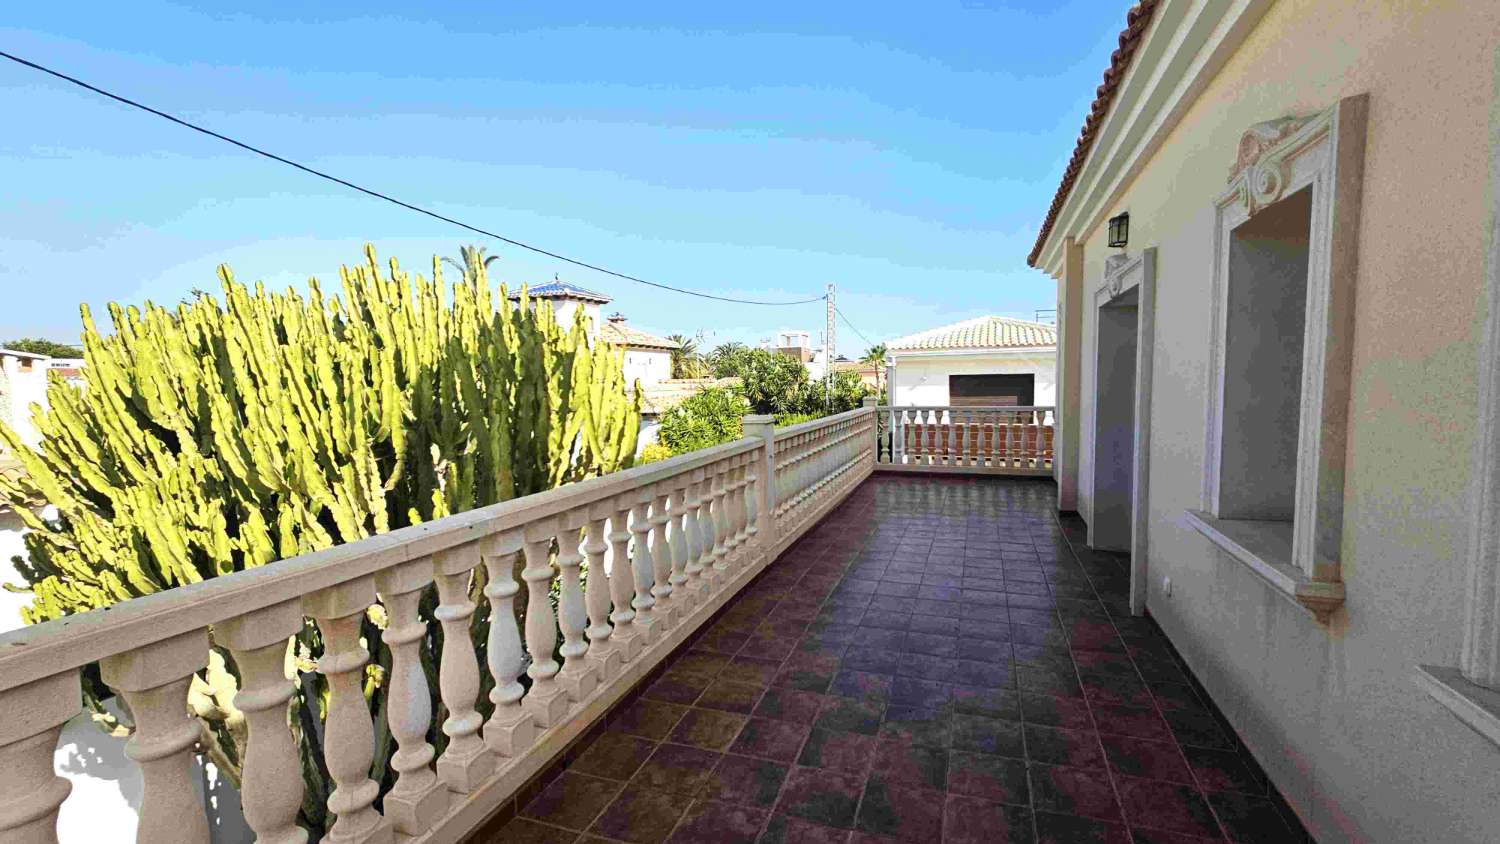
[949,373,1034,407]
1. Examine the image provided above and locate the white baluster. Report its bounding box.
[649,488,677,627]
[730,459,750,557]
[629,494,659,641]
[554,509,599,702]
[100,631,212,844]
[583,504,623,683]
[482,531,537,757]
[433,544,496,792]
[710,463,731,578]
[373,561,447,831]
[305,580,393,844]
[0,671,79,844]
[1032,408,1044,469]
[607,499,645,661]
[668,481,693,613]
[727,459,745,560]
[743,450,761,547]
[218,602,308,844]
[521,520,569,727]
[683,471,710,601]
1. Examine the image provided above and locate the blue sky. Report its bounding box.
[0,1,1123,356]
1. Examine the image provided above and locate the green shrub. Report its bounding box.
[658,387,750,454]
[638,442,674,463]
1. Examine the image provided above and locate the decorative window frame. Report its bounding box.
[1414,65,1500,746]
[1190,94,1368,623]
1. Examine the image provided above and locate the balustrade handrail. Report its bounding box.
[0,435,760,693]
[0,406,880,844]
[876,404,1054,412]
[772,405,871,440]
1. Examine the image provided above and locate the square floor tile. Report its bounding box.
[1028,764,1121,822]
[697,679,766,714]
[1032,811,1130,844]
[1024,725,1104,769]
[701,753,788,807]
[669,708,748,751]
[1099,734,1193,784]
[759,813,854,844]
[776,766,866,829]
[522,772,624,830]
[632,743,720,795]
[590,784,689,844]
[572,732,658,781]
[610,699,689,741]
[1208,791,1301,843]
[1180,745,1267,796]
[491,818,582,844]
[1116,777,1219,838]
[871,738,948,790]
[799,728,878,773]
[950,713,1025,758]
[666,799,767,844]
[731,717,813,762]
[856,775,944,842]
[942,795,1035,844]
[946,750,1028,805]
[815,695,886,735]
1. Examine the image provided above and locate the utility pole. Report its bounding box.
[825,283,836,411]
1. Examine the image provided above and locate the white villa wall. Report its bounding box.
[1,355,51,447]
[889,351,1056,407]
[1063,2,1500,841]
[623,349,671,388]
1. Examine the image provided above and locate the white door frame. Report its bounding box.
[1088,247,1157,616]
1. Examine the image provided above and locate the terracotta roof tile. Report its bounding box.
[601,321,680,350]
[1028,0,1161,268]
[887,316,1056,352]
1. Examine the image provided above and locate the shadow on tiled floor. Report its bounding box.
[477,475,1312,844]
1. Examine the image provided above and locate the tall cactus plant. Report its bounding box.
[0,246,638,835]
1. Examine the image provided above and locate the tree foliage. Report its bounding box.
[657,386,749,455]
[2,337,83,358]
[666,332,710,378]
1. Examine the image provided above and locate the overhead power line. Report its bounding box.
[834,305,875,349]
[0,50,826,307]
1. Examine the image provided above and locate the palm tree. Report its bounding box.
[862,344,889,396]
[666,333,710,379]
[443,244,500,285]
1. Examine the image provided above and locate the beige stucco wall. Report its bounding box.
[1068,2,1500,841]
[890,351,1057,407]
[623,348,672,388]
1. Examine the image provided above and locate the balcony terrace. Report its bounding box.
[0,405,1311,844]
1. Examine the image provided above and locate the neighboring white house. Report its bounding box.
[507,278,612,343]
[884,316,1057,407]
[600,315,678,389]
[0,348,53,449]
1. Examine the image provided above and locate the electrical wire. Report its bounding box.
[834,305,876,349]
[0,49,827,307]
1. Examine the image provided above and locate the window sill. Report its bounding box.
[1182,509,1344,623]
[1414,665,1500,750]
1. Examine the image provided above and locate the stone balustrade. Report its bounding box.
[875,404,1055,474]
[0,407,876,844]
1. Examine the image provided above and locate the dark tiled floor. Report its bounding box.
[481,476,1312,844]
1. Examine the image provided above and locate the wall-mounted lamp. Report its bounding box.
[1107,212,1129,249]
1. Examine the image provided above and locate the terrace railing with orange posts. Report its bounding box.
[874,405,1055,475]
[0,407,876,844]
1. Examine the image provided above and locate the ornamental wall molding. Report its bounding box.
[1223,109,1330,216]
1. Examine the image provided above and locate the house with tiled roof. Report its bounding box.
[507,277,613,342]
[600,314,679,389]
[884,316,1056,408]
